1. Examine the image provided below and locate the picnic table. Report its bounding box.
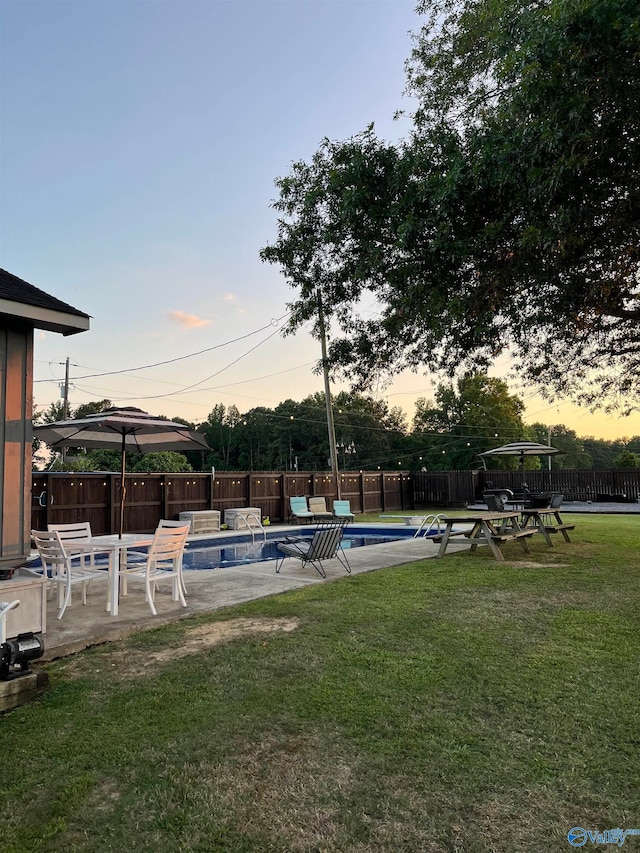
[436,512,537,562]
[520,507,575,546]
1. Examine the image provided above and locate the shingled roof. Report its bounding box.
[0,268,90,335]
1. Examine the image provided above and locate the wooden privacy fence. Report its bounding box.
[30,470,413,535]
[30,468,640,534]
[413,469,640,505]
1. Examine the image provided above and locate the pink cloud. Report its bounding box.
[168,310,210,329]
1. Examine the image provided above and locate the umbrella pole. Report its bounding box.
[119,436,126,539]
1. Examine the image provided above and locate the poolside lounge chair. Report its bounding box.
[289,496,314,523]
[276,520,351,578]
[308,497,333,521]
[333,500,355,521]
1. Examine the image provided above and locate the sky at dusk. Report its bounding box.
[2,0,639,442]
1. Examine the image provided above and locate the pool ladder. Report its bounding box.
[234,512,267,544]
[414,514,446,539]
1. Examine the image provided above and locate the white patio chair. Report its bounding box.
[118,524,189,616]
[47,522,95,570]
[32,528,109,620]
[157,519,190,595]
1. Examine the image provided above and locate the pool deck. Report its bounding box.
[40,523,453,661]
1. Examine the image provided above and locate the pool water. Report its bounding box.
[182,526,414,571]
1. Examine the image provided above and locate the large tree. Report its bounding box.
[261,0,640,412]
[412,373,528,470]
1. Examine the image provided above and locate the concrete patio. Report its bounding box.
[40,525,457,661]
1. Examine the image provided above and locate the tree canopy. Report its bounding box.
[413,373,529,470]
[261,0,640,412]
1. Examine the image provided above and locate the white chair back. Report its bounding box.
[149,525,189,565]
[118,524,190,616]
[47,521,92,542]
[32,528,107,620]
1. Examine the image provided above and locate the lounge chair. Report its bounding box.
[308,497,333,521]
[333,500,355,521]
[289,496,314,523]
[276,520,351,578]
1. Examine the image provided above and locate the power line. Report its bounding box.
[33,313,290,383]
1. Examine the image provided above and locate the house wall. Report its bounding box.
[0,324,33,567]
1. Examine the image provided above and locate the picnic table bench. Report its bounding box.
[437,512,537,562]
[520,508,575,545]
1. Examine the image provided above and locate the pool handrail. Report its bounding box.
[234,512,267,543]
[414,514,446,538]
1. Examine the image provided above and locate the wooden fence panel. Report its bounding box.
[340,473,364,513]
[30,470,412,533]
[31,468,639,534]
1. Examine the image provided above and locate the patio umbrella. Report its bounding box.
[33,406,210,537]
[479,440,563,480]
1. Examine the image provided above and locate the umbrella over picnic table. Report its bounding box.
[33,406,210,537]
[479,440,564,479]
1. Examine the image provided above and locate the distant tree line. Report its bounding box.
[34,375,640,473]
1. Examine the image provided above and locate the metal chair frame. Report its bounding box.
[276,520,352,578]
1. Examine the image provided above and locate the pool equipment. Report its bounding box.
[0,600,45,681]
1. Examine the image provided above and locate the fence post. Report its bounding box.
[280,473,286,522]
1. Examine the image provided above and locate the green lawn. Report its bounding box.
[1,513,638,852]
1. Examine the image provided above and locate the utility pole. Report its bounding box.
[316,289,341,500]
[62,357,70,419]
[61,356,70,466]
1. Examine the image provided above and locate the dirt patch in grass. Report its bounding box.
[148,615,300,663]
[55,617,301,680]
[130,616,300,673]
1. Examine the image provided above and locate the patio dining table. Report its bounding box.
[66,533,154,617]
[436,512,537,562]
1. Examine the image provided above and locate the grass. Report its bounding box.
[1,512,639,852]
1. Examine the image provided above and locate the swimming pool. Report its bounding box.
[182,525,416,571]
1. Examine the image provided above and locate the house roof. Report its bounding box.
[0,269,91,336]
